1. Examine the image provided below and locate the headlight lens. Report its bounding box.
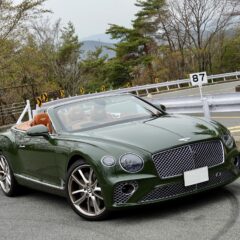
[101,156,116,167]
[120,153,144,173]
[222,134,234,148]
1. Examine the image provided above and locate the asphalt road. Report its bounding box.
[151,80,240,138]
[0,180,240,240]
[1,81,240,240]
[152,80,240,99]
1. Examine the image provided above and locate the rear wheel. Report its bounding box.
[0,154,19,196]
[66,160,108,220]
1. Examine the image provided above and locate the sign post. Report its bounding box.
[190,72,210,118]
[190,72,208,99]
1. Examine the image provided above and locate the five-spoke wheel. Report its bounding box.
[67,160,108,220]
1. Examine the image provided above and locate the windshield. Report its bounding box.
[54,95,162,132]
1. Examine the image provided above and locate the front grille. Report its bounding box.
[141,170,235,203]
[153,140,224,179]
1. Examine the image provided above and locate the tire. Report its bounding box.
[0,154,20,197]
[66,160,109,220]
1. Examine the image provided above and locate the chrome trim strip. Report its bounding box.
[14,174,64,190]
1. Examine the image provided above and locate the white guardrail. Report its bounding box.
[0,71,239,124]
[103,71,240,96]
[149,93,240,118]
[15,92,240,124]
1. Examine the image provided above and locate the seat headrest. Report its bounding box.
[32,113,50,127]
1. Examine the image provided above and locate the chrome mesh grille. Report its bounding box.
[153,140,224,179]
[141,171,235,203]
[113,181,138,205]
[192,141,224,168]
[197,171,233,190]
[141,183,196,202]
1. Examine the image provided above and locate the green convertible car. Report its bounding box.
[0,94,240,220]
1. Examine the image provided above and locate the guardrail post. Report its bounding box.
[202,98,211,119]
[27,100,32,121]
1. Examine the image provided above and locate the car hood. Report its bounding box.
[68,115,221,154]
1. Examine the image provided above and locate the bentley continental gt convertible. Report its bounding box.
[0,94,240,220]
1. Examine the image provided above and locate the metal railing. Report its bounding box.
[102,71,240,96]
[1,71,240,126]
[0,102,25,117]
[149,93,240,118]
[37,71,240,109]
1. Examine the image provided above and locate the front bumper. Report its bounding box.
[106,151,240,209]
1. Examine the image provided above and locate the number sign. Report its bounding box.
[190,72,208,87]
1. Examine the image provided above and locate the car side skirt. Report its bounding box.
[14,174,66,197]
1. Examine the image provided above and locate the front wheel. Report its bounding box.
[0,154,19,196]
[66,160,109,220]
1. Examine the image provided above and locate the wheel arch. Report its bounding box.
[67,153,87,172]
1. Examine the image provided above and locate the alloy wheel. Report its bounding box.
[68,164,106,217]
[0,155,12,193]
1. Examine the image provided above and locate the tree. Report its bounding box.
[106,1,168,85]
[0,0,49,40]
[80,47,108,92]
[216,30,240,72]
[54,22,83,95]
[167,0,240,72]
[0,0,49,88]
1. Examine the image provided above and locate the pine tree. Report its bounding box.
[55,22,83,95]
[106,0,168,85]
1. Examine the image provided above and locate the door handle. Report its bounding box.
[19,145,26,149]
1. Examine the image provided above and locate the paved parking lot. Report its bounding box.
[1,179,240,240]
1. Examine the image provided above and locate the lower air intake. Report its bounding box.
[141,171,234,203]
[113,181,138,205]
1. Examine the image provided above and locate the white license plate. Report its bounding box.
[184,167,209,187]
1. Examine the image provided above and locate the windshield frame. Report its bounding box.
[48,94,165,133]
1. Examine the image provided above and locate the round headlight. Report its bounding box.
[101,156,116,167]
[222,134,234,148]
[120,153,144,173]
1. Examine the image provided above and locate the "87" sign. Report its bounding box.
[190,72,208,87]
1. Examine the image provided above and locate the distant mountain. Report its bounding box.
[81,33,119,44]
[81,40,116,59]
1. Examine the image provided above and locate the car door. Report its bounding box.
[14,129,60,186]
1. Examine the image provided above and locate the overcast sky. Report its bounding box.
[44,0,138,39]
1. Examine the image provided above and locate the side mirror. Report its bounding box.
[159,104,166,112]
[27,125,49,138]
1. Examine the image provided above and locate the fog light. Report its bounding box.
[121,183,136,195]
[234,156,240,170]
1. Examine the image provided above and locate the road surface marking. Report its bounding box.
[212,117,240,119]
[228,126,240,130]
[230,129,240,133]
